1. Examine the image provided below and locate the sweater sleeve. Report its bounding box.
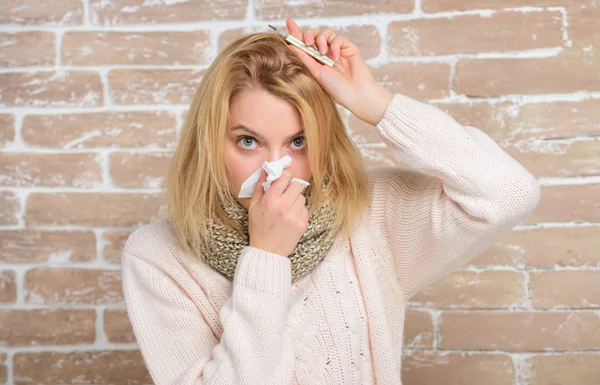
[121,243,295,385]
[368,93,541,300]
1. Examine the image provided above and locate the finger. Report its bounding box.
[286,18,303,40]
[281,180,304,207]
[315,27,336,55]
[291,197,309,225]
[330,34,345,61]
[327,31,337,44]
[334,34,358,58]
[264,170,293,200]
[301,205,309,224]
[290,192,307,218]
[302,29,319,48]
[249,168,266,207]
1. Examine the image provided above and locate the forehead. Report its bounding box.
[229,88,303,134]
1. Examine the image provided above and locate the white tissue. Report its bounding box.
[238,155,310,198]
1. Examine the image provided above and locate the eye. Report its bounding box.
[237,136,306,151]
[237,136,258,150]
[291,137,306,150]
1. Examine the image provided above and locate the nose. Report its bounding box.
[266,151,286,164]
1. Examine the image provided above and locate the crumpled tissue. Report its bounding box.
[238,155,310,198]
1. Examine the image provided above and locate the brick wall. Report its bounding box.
[1,0,599,384]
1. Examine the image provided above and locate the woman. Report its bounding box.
[121,18,540,385]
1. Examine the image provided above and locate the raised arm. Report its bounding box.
[367,93,540,300]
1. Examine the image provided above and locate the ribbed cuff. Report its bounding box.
[233,246,292,298]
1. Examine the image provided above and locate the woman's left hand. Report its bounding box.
[285,18,394,126]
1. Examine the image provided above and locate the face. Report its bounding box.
[224,88,311,209]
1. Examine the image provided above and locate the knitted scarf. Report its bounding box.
[200,179,338,283]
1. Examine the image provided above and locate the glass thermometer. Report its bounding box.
[268,24,346,73]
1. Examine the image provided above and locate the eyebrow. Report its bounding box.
[230,124,304,142]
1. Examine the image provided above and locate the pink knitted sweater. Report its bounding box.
[121,93,540,384]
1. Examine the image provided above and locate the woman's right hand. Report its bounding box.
[248,169,309,257]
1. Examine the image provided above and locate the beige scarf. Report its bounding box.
[200,179,338,283]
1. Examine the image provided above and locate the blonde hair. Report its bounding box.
[164,31,371,258]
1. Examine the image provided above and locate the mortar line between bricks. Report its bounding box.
[402,348,600,355]
[431,348,600,354]
[538,175,600,185]
[428,309,441,349]
[175,110,185,136]
[9,114,26,156]
[0,47,566,74]
[0,263,123,270]
[550,6,572,47]
[97,68,113,107]
[515,222,600,230]
[95,306,109,345]
[0,224,142,231]
[414,0,423,13]
[405,307,600,313]
[246,0,255,21]
[0,343,140,354]
[54,30,63,67]
[3,91,600,115]
[0,186,165,193]
[0,304,126,310]
[1,147,176,154]
[95,229,106,263]
[16,192,27,229]
[377,19,388,64]
[523,269,532,309]
[13,269,25,305]
[1,105,189,114]
[460,266,600,272]
[446,54,458,98]
[513,354,531,385]
[207,28,219,66]
[82,0,91,26]
[4,351,12,385]
[99,151,116,189]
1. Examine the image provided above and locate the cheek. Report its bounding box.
[291,155,312,182]
[224,146,257,190]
